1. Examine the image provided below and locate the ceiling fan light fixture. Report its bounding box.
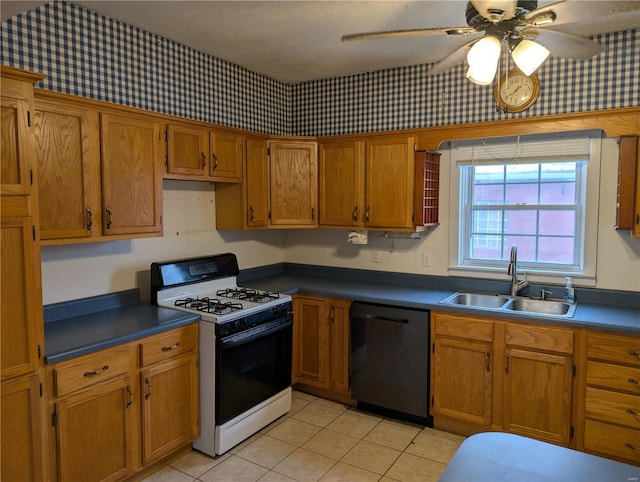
[511,39,550,75]
[466,35,501,85]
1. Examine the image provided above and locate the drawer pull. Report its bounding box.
[628,378,639,386]
[83,365,109,377]
[629,350,640,359]
[626,408,638,416]
[624,443,638,452]
[161,342,181,352]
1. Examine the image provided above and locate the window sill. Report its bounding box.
[448,266,596,287]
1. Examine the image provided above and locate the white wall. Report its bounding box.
[283,140,640,292]
[40,180,286,304]
[41,140,640,305]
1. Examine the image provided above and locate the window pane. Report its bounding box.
[506,184,538,205]
[505,210,537,235]
[540,211,575,236]
[540,182,575,204]
[506,164,539,183]
[541,163,576,182]
[471,235,502,259]
[504,236,536,261]
[539,237,574,263]
[471,210,503,235]
[473,184,504,204]
[474,165,504,183]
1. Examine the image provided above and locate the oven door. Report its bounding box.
[215,316,292,425]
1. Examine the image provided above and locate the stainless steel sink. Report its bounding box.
[504,298,576,317]
[439,291,577,318]
[443,292,509,309]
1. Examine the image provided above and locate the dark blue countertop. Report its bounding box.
[239,263,640,335]
[44,289,200,364]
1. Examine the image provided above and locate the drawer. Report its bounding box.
[505,323,573,354]
[584,419,640,464]
[140,324,198,367]
[54,344,131,397]
[587,361,640,393]
[587,332,640,367]
[433,312,493,342]
[585,386,640,429]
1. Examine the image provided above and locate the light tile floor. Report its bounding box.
[143,391,465,482]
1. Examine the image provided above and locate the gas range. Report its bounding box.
[150,253,292,325]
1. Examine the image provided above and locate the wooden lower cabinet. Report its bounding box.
[47,324,199,481]
[1,372,45,482]
[292,295,352,403]
[579,330,640,465]
[431,312,575,447]
[55,376,135,482]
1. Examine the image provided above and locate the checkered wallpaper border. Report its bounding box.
[1,2,638,137]
[0,1,291,135]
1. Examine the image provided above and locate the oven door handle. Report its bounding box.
[219,318,292,349]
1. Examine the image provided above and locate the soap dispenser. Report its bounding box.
[563,277,575,304]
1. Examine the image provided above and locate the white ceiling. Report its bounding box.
[2,1,640,83]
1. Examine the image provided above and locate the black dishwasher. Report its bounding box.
[350,301,432,426]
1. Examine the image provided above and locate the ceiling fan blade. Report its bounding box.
[427,38,480,76]
[341,26,477,42]
[471,0,518,22]
[523,0,640,27]
[521,28,604,59]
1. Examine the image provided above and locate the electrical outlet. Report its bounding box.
[372,249,382,263]
[422,251,432,267]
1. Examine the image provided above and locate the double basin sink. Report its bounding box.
[440,292,577,318]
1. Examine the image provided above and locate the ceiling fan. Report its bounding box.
[342,0,634,85]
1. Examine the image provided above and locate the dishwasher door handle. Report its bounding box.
[359,314,409,323]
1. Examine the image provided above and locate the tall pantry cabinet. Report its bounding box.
[0,66,47,481]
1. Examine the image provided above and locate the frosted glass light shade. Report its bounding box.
[466,35,501,85]
[512,39,550,75]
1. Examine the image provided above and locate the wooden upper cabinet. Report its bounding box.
[209,130,243,182]
[100,112,163,236]
[319,140,365,228]
[1,200,43,381]
[1,68,45,195]
[166,123,207,176]
[245,137,269,228]
[268,140,318,227]
[34,99,100,240]
[365,136,415,229]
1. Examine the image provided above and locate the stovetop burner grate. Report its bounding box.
[175,297,244,315]
[216,287,280,304]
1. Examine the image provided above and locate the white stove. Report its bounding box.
[151,254,293,456]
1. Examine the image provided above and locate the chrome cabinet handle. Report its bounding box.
[161,342,180,352]
[105,208,112,229]
[84,365,109,377]
[86,207,93,230]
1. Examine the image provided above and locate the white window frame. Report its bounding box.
[448,133,602,287]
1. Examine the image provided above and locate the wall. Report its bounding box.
[40,181,286,304]
[3,2,639,301]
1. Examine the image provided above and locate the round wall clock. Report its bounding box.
[493,70,541,113]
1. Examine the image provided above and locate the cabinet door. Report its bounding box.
[293,296,328,388]
[432,336,493,427]
[268,141,318,227]
[1,211,42,380]
[328,299,351,393]
[100,113,163,236]
[245,137,269,228]
[503,348,573,446]
[141,352,199,464]
[365,137,415,229]
[1,96,33,195]
[167,123,207,176]
[34,101,99,240]
[319,140,365,227]
[210,130,243,182]
[1,373,44,482]
[55,377,134,482]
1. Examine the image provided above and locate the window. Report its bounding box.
[449,133,602,284]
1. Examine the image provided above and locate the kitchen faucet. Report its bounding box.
[508,244,529,296]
